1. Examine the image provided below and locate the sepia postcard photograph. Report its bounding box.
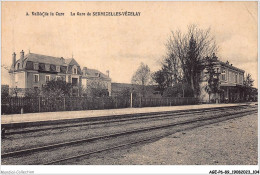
[1,1,258,174]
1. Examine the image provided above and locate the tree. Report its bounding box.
[243,73,254,101]
[165,24,218,97]
[89,88,109,97]
[24,88,41,97]
[244,73,254,87]
[42,80,73,98]
[131,62,152,97]
[1,85,9,98]
[204,53,221,102]
[117,87,138,99]
[82,80,109,97]
[162,83,193,98]
[152,69,167,95]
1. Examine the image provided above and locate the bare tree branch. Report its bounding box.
[158,24,218,97]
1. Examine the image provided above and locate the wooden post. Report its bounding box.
[64,97,66,111]
[130,92,133,108]
[216,93,219,104]
[38,97,41,112]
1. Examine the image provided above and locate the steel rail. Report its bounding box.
[2,107,256,160]
[3,105,249,136]
[45,109,257,165]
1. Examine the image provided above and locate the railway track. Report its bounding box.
[1,104,257,165]
[2,105,250,136]
[2,105,251,151]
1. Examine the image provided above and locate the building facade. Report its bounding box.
[81,67,112,96]
[200,59,245,103]
[9,50,83,96]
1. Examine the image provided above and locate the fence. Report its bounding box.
[1,96,198,115]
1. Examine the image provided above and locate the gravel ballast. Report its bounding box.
[77,113,258,165]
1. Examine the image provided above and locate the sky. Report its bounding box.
[1,1,258,87]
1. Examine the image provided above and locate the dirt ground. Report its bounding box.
[79,113,258,165]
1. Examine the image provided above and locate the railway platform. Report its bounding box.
[1,102,256,125]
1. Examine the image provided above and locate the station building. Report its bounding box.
[200,58,245,103]
[9,50,83,96]
[9,50,110,97]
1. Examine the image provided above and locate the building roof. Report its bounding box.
[111,83,159,91]
[64,58,80,66]
[15,53,80,67]
[24,53,67,65]
[10,52,81,74]
[218,60,245,73]
[111,83,160,97]
[111,83,140,90]
[202,56,245,73]
[82,67,111,80]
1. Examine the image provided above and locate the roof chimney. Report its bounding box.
[83,67,87,75]
[20,50,24,62]
[212,53,218,61]
[226,61,229,65]
[12,52,16,68]
[106,70,110,77]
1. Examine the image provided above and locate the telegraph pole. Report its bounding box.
[130,92,133,108]
[130,85,134,108]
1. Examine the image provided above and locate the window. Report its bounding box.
[72,65,78,74]
[221,69,226,81]
[33,74,39,83]
[56,66,60,72]
[45,64,50,71]
[17,63,20,70]
[73,68,77,74]
[50,65,56,72]
[72,78,78,86]
[239,74,243,84]
[45,75,50,82]
[235,73,238,83]
[33,63,39,70]
[56,76,62,81]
